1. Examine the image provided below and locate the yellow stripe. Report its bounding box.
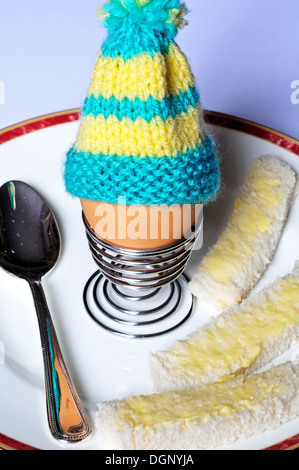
[87,43,195,102]
[74,105,201,157]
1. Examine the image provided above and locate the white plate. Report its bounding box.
[0,110,298,451]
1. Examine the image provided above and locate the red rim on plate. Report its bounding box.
[0,109,298,451]
[0,433,37,451]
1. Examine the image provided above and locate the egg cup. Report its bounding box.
[81,202,203,338]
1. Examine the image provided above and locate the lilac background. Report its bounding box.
[0,0,298,139]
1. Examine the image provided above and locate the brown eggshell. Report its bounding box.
[81,199,202,250]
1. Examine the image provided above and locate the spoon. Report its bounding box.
[0,180,92,443]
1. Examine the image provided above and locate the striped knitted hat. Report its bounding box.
[64,0,220,206]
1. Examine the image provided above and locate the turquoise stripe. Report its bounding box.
[64,137,220,206]
[102,29,174,60]
[82,86,199,122]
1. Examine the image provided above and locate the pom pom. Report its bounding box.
[97,0,188,40]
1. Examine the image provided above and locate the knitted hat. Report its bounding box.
[64,0,220,206]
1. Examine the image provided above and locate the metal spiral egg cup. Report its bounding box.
[82,212,202,339]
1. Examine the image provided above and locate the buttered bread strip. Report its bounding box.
[189,155,297,311]
[150,262,299,392]
[96,362,299,450]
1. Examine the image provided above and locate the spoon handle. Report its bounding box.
[29,279,92,443]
